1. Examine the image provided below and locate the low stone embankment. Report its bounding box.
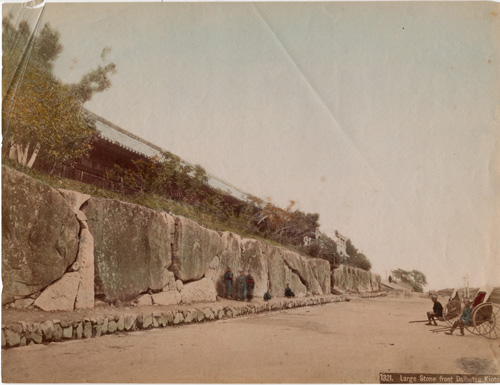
[1,295,344,349]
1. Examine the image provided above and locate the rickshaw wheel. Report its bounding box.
[469,303,500,339]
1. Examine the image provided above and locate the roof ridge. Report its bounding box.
[87,110,166,155]
[86,109,248,200]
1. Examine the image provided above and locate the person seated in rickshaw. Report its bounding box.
[446,299,472,336]
[426,295,443,326]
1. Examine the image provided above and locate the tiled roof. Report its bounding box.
[90,111,248,202]
[94,119,162,158]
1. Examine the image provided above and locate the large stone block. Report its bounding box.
[34,272,80,311]
[83,198,174,302]
[370,273,381,291]
[282,250,323,295]
[74,227,95,309]
[2,166,79,304]
[171,216,223,281]
[240,239,269,297]
[285,266,307,297]
[308,258,331,295]
[209,232,242,296]
[180,278,217,304]
[333,264,373,292]
[264,245,288,298]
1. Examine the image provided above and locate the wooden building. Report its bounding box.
[34,111,248,205]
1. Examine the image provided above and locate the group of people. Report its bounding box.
[223,268,255,302]
[223,267,296,302]
[426,294,472,336]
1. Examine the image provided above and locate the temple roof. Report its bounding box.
[89,111,248,201]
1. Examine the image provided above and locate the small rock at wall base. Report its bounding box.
[124,314,136,330]
[117,316,125,331]
[102,318,109,334]
[4,329,21,347]
[93,324,103,337]
[173,312,184,324]
[151,291,181,306]
[62,326,73,339]
[73,322,83,339]
[10,298,35,309]
[108,321,118,333]
[203,308,215,320]
[27,332,42,344]
[142,315,153,329]
[135,294,153,306]
[41,320,54,341]
[53,324,63,341]
[95,300,108,308]
[83,321,92,338]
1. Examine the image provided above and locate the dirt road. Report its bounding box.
[2,296,499,383]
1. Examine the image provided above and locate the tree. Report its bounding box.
[105,151,210,205]
[2,15,116,169]
[247,197,320,245]
[391,268,428,292]
[342,238,372,271]
[349,252,372,271]
[346,239,358,258]
[409,270,428,286]
[3,65,95,169]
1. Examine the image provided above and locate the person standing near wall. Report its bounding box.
[224,267,233,299]
[246,270,255,302]
[238,271,246,301]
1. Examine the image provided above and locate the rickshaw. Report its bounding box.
[439,286,500,339]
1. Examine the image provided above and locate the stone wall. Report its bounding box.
[332,264,381,292]
[2,166,333,311]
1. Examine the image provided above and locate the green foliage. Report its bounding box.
[248,196,320,246]
[305,233,342,268]
[343,239,372,271]
[305,242,321,258]
[346,238,358,258]
[409,269,428,286]
[70,62,117,103]
[2,15,115,168]
[391,268,427,292]
[346,252,372,271]
[104,154,324,252]
[105,152,209,203]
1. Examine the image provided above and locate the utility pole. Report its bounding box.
[463,274,470,299]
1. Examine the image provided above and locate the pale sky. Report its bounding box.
[4,1,500,290]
